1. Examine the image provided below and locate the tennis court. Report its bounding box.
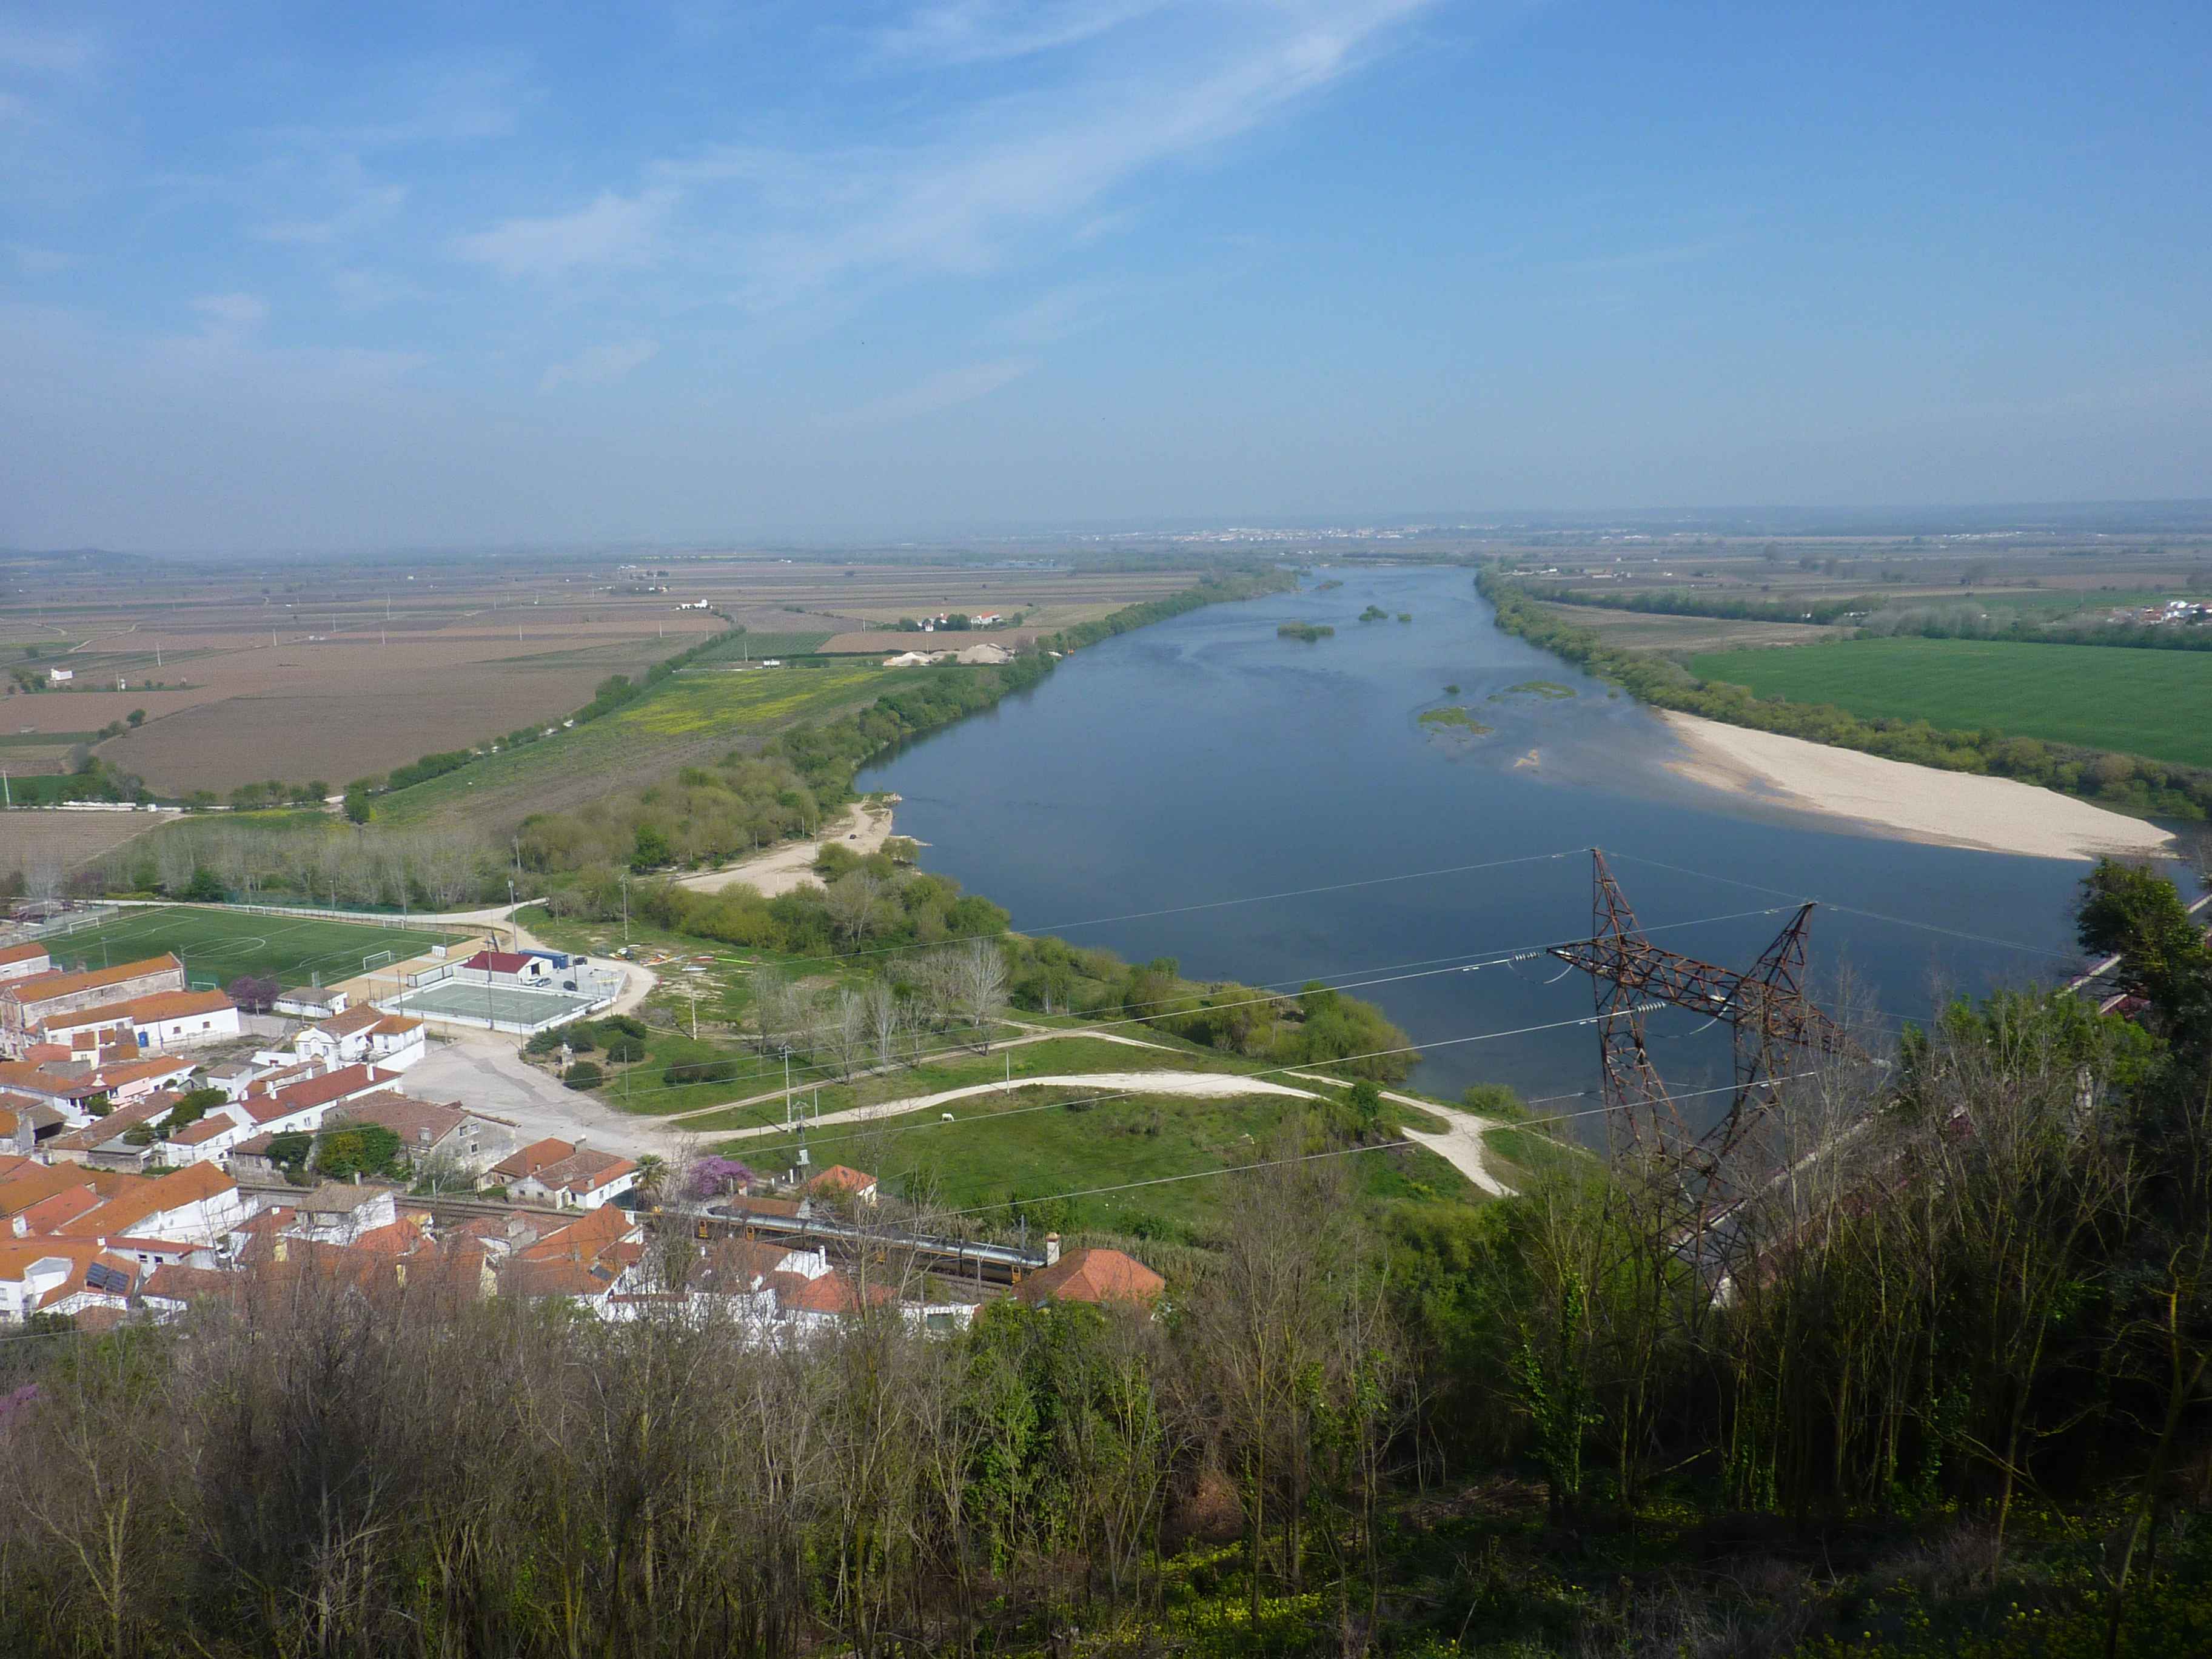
[383,979,603,1033]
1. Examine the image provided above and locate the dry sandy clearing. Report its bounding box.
[1661,712,2174,863]
[672,799,899,897]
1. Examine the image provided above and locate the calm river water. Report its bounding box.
[858,567,2136,1118]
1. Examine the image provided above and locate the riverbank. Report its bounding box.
[670,797,899,897]
[1661,711,2174,862]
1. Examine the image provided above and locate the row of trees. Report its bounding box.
[1481,569,2212,820]
[98,820,507,911]
[1524,576,2212,650]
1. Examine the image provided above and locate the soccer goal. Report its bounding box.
[362,949,397,971]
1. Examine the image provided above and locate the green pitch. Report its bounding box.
[38,907,466,990]
[1688,637,2212,769]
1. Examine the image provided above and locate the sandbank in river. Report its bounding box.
[1661,712,2174,863]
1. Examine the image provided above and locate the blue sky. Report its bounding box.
[2,1,2207,550]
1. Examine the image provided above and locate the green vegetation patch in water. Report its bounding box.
[1278,621,1335,642]
[1418,705,1493,736]
[1488,679,1578,702]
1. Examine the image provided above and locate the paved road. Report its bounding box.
[407,1036,697,1160]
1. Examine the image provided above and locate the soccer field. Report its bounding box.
[1687,638,2212,769]
[36,907,466,990]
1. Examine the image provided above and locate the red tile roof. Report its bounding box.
[463,950,532,974]
[492,1136,573,1180]
[5,955,183,1009]
[803,1164,877,1199]
[1018,1247,1165,1308]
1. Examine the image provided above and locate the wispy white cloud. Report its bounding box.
[540,338,660,392]
[820,355,1036,427]
[454,188,675,277]
[1555,236,1735,276]
[709,0,1435,305]
[257,180,408,245]
[0,22,98,76]
[9,243,72,274]
[332,268,420,312]
[987,282,1117,346]
[192,292,267,333]
[869,0,1170,67]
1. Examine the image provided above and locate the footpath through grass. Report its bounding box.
[728,1088,1475,1239]
[38,906,463,988]
[1689,636,2212,768]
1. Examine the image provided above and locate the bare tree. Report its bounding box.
[951,939,1008,1053]
[863,980,907,1070]
[823,871,886,952]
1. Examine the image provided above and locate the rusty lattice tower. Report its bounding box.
[1549,850,1856,1254]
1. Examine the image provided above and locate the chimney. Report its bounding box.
[1044,1233,1061,1267]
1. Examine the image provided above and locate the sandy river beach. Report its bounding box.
[1661,712,2175,863]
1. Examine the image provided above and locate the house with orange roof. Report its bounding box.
[290,1005,427,1071]
[493,1136,637,1210]
[1016,1245,1165,1310]
[800,1164,879,1205]
[320,1091,517,1177]
[42,1091,179,1169]
[0,943,53,985]
[0,1238,139,1324]
[1,954,185,1053]
[53,1161,249,1248]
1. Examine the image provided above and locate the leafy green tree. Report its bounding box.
[341,782,371,824]
[2078,859,2212,1021]
[312,1125,403,1181]
[631,823,672,871]
[179,866,225,902]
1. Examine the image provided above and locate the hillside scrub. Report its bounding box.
[4,865,2211,1655]
[1481,567,2212,819]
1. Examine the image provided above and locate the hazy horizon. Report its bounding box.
[4,2,2207,552]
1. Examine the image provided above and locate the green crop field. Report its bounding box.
[38,907,464,990]
[1687,637,2212,768]
[376,662,919,826]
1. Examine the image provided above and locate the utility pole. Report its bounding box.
[1,767,10,808]
[1548,850,1861,1276]
[620,873,629,950]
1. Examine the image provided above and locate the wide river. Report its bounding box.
[859,566,2126,1121]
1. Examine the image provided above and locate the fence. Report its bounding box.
[1,905,124,945]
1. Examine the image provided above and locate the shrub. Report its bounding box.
[564,1061,604,1090]
[661,1059,739,1087]
[604,1037,648,1064]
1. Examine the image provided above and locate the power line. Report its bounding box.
[932,1139,1416,1221]
[1600,848,2086,964]
[694,1002,1678,1159]
[625,846,1594,978]
[566,902,1814,1114]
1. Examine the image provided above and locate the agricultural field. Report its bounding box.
[1688,637,2212,768]
[0,809,181,881]
[375,661,920,828]
[3,546,1199,803]
[1530,602,1837,653]
[33,905,464,990]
